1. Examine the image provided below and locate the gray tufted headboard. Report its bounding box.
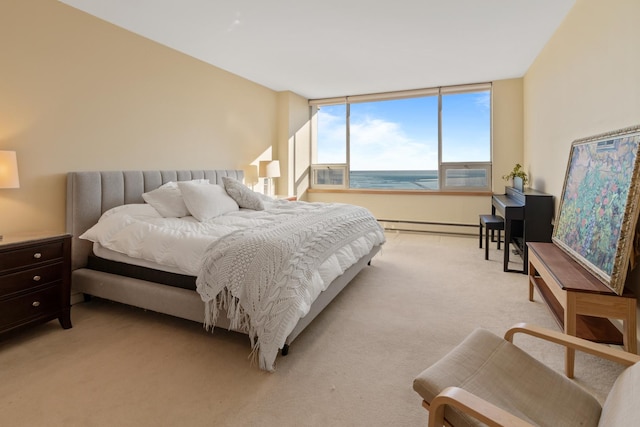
[65,169,244,271]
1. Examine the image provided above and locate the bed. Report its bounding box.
[65,170,384,370]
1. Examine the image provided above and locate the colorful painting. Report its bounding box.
[553,125,640,295]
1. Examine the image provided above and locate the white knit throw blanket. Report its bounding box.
[196,203,383,371]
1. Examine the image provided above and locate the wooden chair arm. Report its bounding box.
[505,323,640,367]
[427,387,535,427]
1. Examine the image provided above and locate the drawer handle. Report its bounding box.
[32,301,41,307]
[33,252,42,259]
[33,275,41,282]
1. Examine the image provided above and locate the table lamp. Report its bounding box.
[258,160,280,196]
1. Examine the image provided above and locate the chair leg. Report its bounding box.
[423,400,454,427]
[497,230,501,250]
[485,228,490,260]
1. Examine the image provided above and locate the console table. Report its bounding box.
[527,242,637,378]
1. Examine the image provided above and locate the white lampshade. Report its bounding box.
[0,151,19,189]
[259,160,281,178]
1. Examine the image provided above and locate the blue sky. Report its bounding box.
[317,91,490,171]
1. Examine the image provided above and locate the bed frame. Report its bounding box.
[65,170,381,353]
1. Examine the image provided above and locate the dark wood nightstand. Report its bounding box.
[0,233,72,337]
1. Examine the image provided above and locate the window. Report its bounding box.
[310,83,492,191]
[350,96,438,189]
[311,165,347,188]
[316,104,347,164]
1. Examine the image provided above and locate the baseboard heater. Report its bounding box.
[378,219,477,236]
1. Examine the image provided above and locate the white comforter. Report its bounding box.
[80,201,384,279]
[80,200,386,369]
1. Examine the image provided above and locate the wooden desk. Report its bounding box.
[527,242,637,378]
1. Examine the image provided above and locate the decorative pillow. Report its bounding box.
[142,179,209,217]
[221,176,265,210]
[177,181,239,221]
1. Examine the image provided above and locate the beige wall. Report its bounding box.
[0,0,280,235]
[524,0,640,208]
[492,79,524,191]
[307,78,525,231]
[275,91,309,198]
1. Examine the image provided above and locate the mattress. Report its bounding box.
[87,252,196,290]
[93,243,190,276]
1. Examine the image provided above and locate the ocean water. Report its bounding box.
[349,170,487,190]
[350,170,438,189]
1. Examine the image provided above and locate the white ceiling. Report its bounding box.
[59,0,575,100]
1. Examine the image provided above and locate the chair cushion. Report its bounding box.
[598,361,640,426]
[413,328,601,427]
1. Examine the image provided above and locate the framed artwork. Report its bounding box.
[553,124,640,295]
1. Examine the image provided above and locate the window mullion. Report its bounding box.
[346,103,351,188]
[437,88,443,189]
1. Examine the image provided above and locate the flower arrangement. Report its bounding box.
[502,163,529,188]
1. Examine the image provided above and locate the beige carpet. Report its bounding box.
[0,232,625,426]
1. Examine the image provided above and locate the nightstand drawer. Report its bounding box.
[0,285,60,329]
[0,263,64,297]
[0,242,64,272]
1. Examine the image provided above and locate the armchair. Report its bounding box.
[413,323,640,427]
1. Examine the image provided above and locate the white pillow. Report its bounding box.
[79,204,161,243]
[222,176,264,210]
[79,212,135,244]
[99,203,162,220]
[142,179,209,217]
[177,182,239,221]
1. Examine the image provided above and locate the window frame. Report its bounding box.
[310,164,349,189]
[440,162,492,192]
[310,83,492,192]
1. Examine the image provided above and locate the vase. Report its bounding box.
[513,176,524,192]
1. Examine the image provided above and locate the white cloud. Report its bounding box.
[316,94,490,171]
[350,116,437,170]
[475,92,491,110]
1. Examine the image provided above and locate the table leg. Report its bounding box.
[503,219,511,272]
[624,298,638,354]
[565,292,577,378]
[521,235,528,274]
[528,262,535,302]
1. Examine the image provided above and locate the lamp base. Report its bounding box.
[263,178,275,197]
